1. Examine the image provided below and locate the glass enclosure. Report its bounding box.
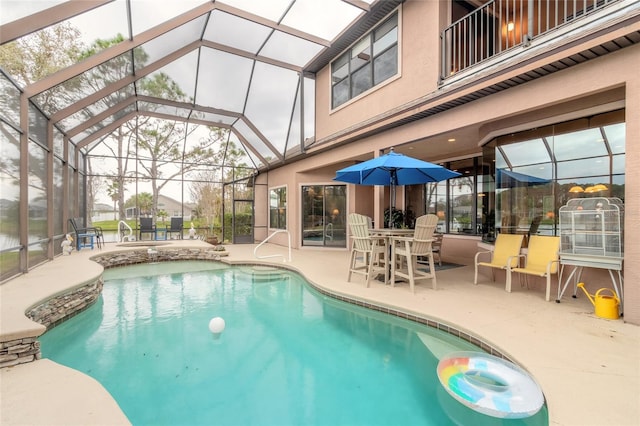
[482,109,625,242]
[1,0,371,281]
[404,110,625,242]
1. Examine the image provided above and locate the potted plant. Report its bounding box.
[384,208,405,228]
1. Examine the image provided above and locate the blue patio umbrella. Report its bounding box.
[334,148,461,227]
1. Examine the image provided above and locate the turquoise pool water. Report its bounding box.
[41,261,548,426]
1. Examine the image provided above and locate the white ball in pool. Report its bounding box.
[208,317,226,334]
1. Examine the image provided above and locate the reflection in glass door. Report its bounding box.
[302,185,346,247]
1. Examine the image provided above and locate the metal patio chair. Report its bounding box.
[139,217,157,241]
[166,217,183,239]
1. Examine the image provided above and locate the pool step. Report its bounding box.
[417,332,465,360]
[242,266,289,282]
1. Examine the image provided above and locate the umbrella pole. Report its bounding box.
[389,184,395,228]
[389,170,397,228]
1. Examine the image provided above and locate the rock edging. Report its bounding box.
[0,246,227,369]
[91,246,228,268]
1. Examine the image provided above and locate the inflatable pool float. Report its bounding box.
[437,351,544,419]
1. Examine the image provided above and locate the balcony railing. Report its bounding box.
[440,0,618,80]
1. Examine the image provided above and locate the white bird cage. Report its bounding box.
[559,197,624,258]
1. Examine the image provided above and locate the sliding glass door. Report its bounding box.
[302,185,346,247]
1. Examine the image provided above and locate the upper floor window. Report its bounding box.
[269,186,287,229]
[331,12,398,109]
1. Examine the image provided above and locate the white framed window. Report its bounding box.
[269,186,287,229]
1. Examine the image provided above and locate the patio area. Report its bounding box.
[1,240,639,426]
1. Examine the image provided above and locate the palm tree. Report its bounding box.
[106,180,120,220]
[158,209,168,225]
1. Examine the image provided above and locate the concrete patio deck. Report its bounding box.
[1,240,638,425]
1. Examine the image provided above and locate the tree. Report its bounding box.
[100,125,136,220]
[135,120,228,217]
[125,193,153,217]
[2,26,254,228]
[0,23,87,224]
[77,34,145,221]
[0,22,84,84]
[1,30,140,221]
[106,180,120,220]
[188,135,251,232]
[76,37,225,219]
[157,209,168,225]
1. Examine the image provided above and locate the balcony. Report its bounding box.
[440,0,620,81]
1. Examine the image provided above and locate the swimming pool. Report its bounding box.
[41,261,548,425]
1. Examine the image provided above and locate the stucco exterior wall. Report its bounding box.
[315,1,443,141]
[623,77,639,325]
[255,8,640,323]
